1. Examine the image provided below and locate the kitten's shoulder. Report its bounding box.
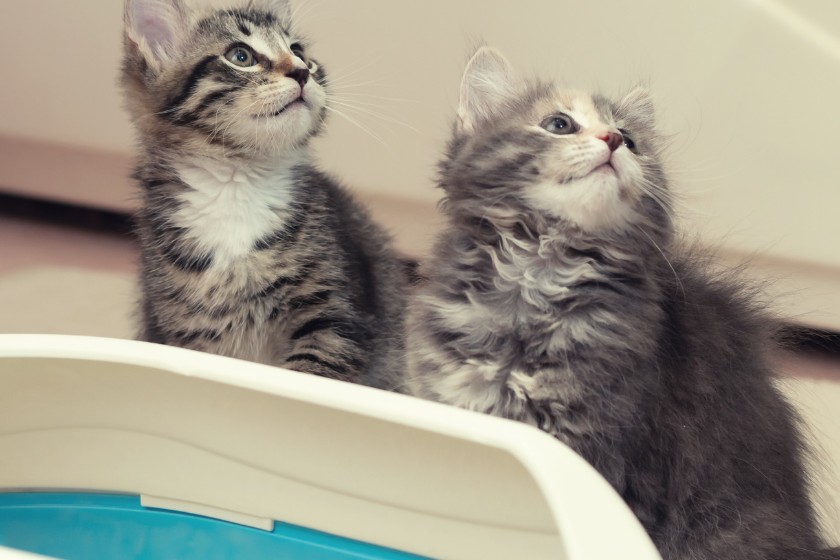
[665,244,781,367]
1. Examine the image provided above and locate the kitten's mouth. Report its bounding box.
[583,162,618,180]
[565,160,616,183]
[257,97,307,119]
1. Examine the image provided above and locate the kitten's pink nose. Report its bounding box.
[598,131,623,152]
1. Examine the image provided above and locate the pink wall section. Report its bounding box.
[0,216,137,276]
[0,135,134,213]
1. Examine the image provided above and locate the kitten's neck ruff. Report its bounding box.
[175,148,312,185]
[483,224,637,302]
[448,202,638,286]
[170,148,312,271]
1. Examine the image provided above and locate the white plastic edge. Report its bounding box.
[0,334,662,560]
[140,495,275,532]
[0,547,53,560]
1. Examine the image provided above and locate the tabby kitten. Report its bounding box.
[406,47,838,559]
[121,0,406,388]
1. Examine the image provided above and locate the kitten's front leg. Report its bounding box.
[281,307,371,383]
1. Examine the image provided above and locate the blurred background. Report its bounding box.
[2,0,840,542]
[1,0,840,330]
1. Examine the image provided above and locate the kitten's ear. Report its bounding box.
[457,47,517,134]
[125,0,194,70]
[251,0,292,20]
[619,87,655,124]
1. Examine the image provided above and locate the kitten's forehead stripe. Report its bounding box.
[218,10,290,35]
[247,34,276,60]
[571,94,603,130]
[551,91,604,130]
[164,55,220,113]
[275,30,290,51]
[592,97,616,127]
[568,108,590,129]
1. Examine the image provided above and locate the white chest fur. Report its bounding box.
[172,152,306,269]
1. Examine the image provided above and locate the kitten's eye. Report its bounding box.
[619,129,638,153]
[540,114,578,135]
[290,43,306,63]
[224,46,256,67]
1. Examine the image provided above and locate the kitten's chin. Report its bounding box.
[525,173,640,233]
[589,162,617,178]
[248,106,323,155]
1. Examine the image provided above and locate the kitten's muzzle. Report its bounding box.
[273,51,310,86]
[287,68,309,88]
[598,131,623,152]
[265,96,306,118]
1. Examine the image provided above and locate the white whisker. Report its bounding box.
[637,225,685,301]
[324,106,387,146]
[329,100,422,134]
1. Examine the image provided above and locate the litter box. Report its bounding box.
[0,334,660,560]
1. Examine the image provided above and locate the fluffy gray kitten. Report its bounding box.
[121,0,406,388]
[406,47,838,559]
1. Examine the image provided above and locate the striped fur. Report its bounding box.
[121,0,407,388]
[407,48,838,559]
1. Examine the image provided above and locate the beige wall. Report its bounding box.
[1,0,839,324]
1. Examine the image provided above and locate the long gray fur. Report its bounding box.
[406,47,838,559]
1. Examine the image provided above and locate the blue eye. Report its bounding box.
[225,46,256,67]
[540,114,578,135]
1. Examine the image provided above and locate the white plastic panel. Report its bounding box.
[0,548,51,560]
[0,335,661,560]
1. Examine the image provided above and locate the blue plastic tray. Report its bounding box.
[0,493,431,560]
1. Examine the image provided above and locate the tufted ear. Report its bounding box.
[619,87,655,124]
[252,0,292,20]
[125,0,194,70]
[457,47,518,134]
